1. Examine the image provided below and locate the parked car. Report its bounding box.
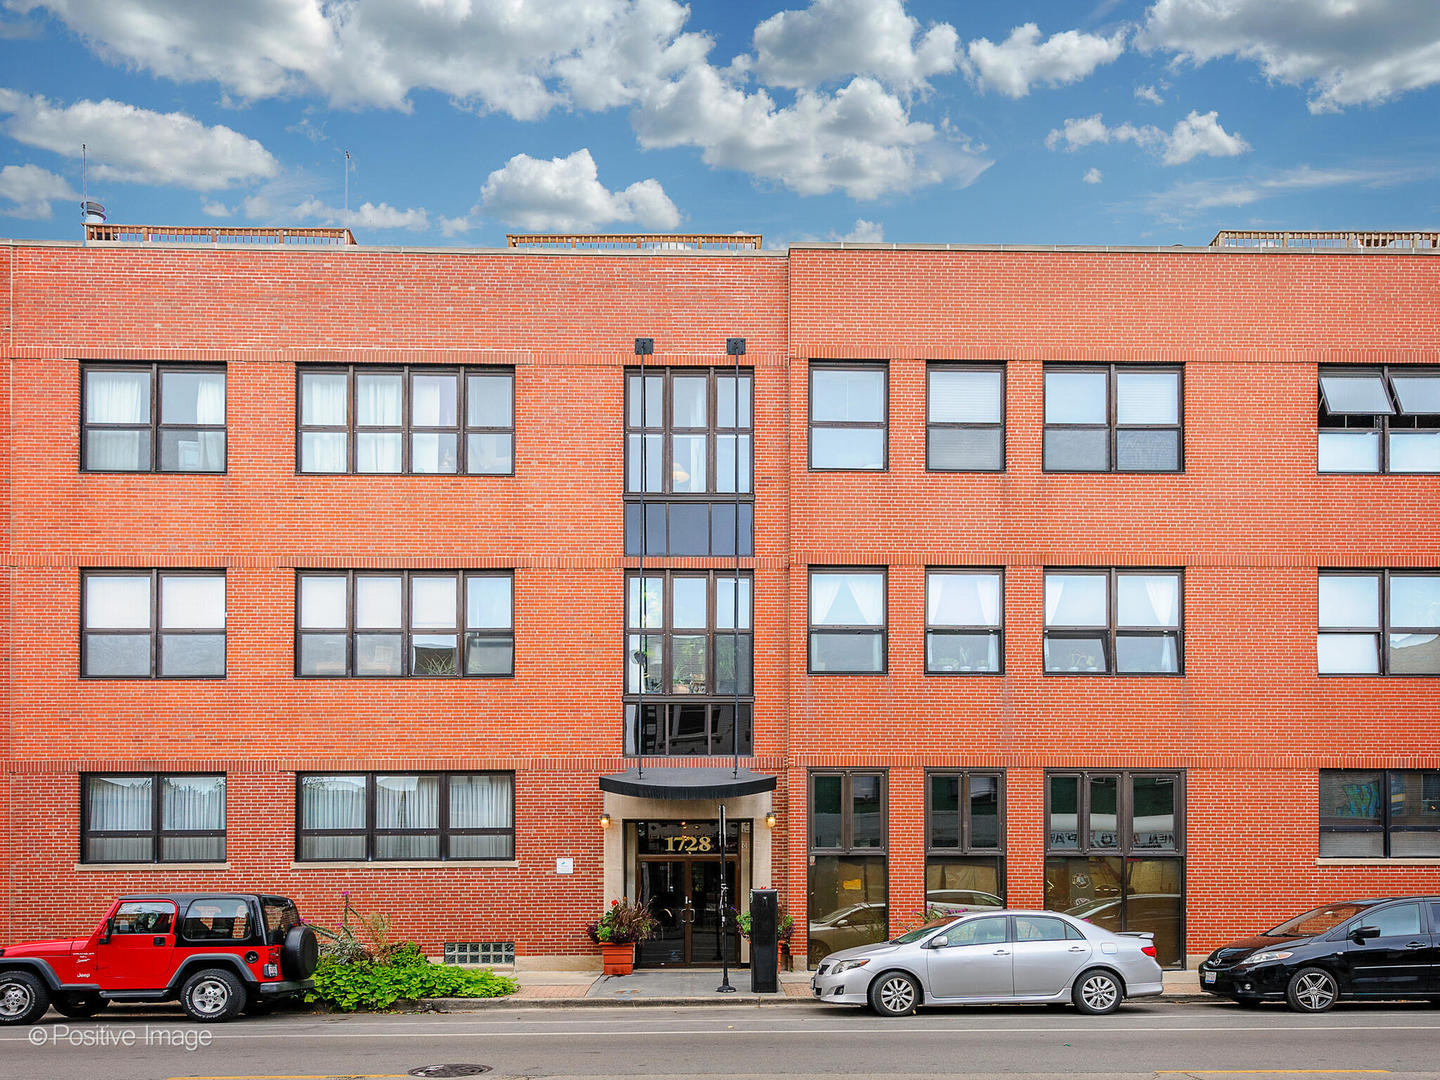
[1198,895,1440,1012]
[811,908,1164,1016]
[0,893,318,1024]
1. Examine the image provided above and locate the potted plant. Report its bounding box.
[586,898,658,976]
[732,905,796,970]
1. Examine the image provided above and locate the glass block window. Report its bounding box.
[443,942,515,965]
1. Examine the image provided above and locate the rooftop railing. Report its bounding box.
[507,233,763,251]
[85,224,357,246]
[1210,230,1440,250]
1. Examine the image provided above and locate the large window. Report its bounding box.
[809,568,886,674]
[82,774,226,863]
[296,571,513,677]
[625,571,752,756]
[298,366,514,475]
[1318,367,1439,473]
[82,570,226,677]
[926,771,1005,913]
[1319,769,1440,858]
[82,364,226,473]
[927,364,1004,471]
[1044,568,1182,675]
[810,363,886,470]
[625,368,753,556]
[1318,570,1439,675]
[296,772,514,861]
[1044,364,1182,472]
[809,771,887,965]
[926,569,1003,673]
[1045,770,1184,967]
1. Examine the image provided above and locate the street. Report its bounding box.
[1,1000,1438,1080]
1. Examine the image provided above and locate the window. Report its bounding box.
[808,771,887,965]
[1044,364,1182,472]
[82,570,226,677]
[625,571,752,756]
[1318,571,1439,675]
[1318,367,1440,473]
[82,774,226,863]
[927,364,1004,471]
[624,368,753,556]
[443,942,515,965]
[810,363,886,470]
[809,569,886,673]
[82,364,226,473]
[926,771,1005,912]
[1044,568,1182,675]
[181,898,252,942]
[1045,770,1184,966]
[297,366,514,475]
[296,772,515,861]
[110,901,175,934]
[1320,770,1440,858]
[296,570,513,677]
[926,569,1003,673]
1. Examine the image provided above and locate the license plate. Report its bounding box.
[1203,971,1216,984]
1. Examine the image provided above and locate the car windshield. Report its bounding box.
[1266,902,1370,937]
[889,918,957,945]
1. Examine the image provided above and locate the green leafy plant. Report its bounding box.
[586,897,658,945]
[731,905,795,942]
[305,943,517,1011]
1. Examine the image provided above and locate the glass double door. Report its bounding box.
[636,857,739,967]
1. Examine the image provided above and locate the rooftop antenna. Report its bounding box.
[80,143,105,227]
[343,149,350,215]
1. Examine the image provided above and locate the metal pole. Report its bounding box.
[716,802,734,992]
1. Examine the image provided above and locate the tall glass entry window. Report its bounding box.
[1045,770,1185,967]
[634,820,743,967]
[808,771,887,965]
[926,771,1005,913]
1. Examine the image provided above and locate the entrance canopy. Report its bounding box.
[599,767,776,800]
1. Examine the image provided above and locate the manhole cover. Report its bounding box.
[409,1067,492,1078]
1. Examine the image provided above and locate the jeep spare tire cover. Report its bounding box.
[283,925,319,979]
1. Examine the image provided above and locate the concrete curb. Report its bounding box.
[422,993,1217,1010]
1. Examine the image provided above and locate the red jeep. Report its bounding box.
[0,893,318,1024]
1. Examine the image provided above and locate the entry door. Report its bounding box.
[687,859,739,965]
[636,858,740,966]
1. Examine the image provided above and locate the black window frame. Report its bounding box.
[808,770,888,854]
[81,362,228,474]
[924,567,1005,675]
[1042,363,1183,473]
[926,362,1005,472]
[1319,769,1440,859]
[808,566,888,675]
[1317,569,1440,677]
[80,772,227,864]
[295,364,515,476]
[80,568,227,679]
[808,361,889,471]
[925,770,1006,854]
[1317,365,1440,475]
[294,569,514,678]
[1043,567,1184,676]
[294,771,516,862]
[1044,770,1186,856]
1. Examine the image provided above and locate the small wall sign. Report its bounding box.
[555,858,574,874]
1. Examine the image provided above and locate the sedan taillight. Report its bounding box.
[1141,944,1158,958]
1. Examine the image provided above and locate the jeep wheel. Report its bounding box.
[180,968,245,1023]
[0,972,50,1025]
[52,992,110,1018]
[282,925,320,980]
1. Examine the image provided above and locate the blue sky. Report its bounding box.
[1,0,1438,248]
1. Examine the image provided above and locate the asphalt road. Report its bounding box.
[2,1000,1439,1080]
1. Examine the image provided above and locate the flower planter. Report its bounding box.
[600,942,636,976]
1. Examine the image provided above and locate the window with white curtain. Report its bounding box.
[927,365,1005,471]
[809,569,887,673]
[296,570,513,677]
[925,569,1003,673]
[1044,569,1182,674]
[1043,365,1182,472]
[82,364,226,472]
[82,570,226,677]
[810,363,887,470]
[82,773,225,862]
[298,366,514,475]
[1317,367,1440,473]
[296,772,514,861]
[1318,570,1440,675]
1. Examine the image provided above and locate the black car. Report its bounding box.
[1199,896,1440,1012]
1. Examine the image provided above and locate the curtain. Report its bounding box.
[162,776,225,831]
[810,574,843,624]
[299,576,348,629]
[89,776,152,830]
[468,374,513,428]
[195,373,225,424]
[375,775,439,830]
[411,576,458,629]
[301,372,347,425]
[412,374,457,426]
[450,774,513,829]
[301,776,365,829]
[356,374,402,426]
[466,576,511,630]
[302,432,347,472]
[929,573,999,626]
[672,435,707,492]
[356,432,403,472]
[87,370,150,423]
[356,576,402,628]
[160,575,225,630]
[1044,371,1106,424]
[87,576,151,629]
[1116,371,1178,425]
[1045,574,1106,626]
[929,369,1002,424]
[1144,576,1178,627]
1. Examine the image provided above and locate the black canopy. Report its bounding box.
[598,767,776,800]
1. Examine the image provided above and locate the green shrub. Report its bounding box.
[305,943,519,1011]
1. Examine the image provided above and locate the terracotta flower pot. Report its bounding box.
[600,942,636,976]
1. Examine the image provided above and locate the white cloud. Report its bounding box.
[831,218,884,242]
[1134,83,1163,104]
[0,162,79,218]
[1141,162,1436,222]
[1046,110,1250,165]
[0,89,278,190]
[965,22,1125,97]
[748,0,959,90]
[1083,167,1103,184]
[437,215,475,238]
[201,200,232,218]
[1139,0,1440,113]
[243,191,430,231]
[479,148,680,232]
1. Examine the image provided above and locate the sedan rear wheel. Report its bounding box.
[1072,968,1123,1015]
[868,971,920,1017]
[1285,967,1338,1013]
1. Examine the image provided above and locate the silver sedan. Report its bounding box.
[810,909,1165,1016]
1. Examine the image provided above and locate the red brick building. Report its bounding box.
[1,226,1436,972]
